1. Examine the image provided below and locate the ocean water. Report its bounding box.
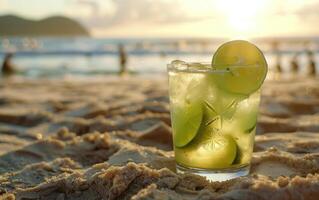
[0,37,318,78]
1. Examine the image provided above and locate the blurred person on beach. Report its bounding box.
[275,54,282,73]
[118,44,128,76]
[306,50,316,76]
[159,51,167,58]
[290,53,299,74]
[272,41,282,73]
[1,53,16,76]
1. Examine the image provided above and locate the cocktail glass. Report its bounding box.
[168,61,262,181]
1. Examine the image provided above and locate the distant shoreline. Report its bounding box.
[0,15,89,37]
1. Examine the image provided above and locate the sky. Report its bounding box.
[0,0,319,38]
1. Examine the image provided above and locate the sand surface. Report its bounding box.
[0,76,318,200]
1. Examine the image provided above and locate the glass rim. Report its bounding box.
[167,61,260,74]
[167,62,228,74]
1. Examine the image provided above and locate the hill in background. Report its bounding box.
[0,15,89,36]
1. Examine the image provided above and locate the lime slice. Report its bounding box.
[231,91,260,134]
[232,147,251,165]
[212,40,268,95]
[232,135,254,165]
[172,102,203,147]
[175,134,237,169]
[244,120,257,133]
[234,108,258,134]
[193,132,237,168]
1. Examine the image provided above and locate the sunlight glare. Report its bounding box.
[215,0,267,38]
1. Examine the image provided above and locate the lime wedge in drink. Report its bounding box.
[195,132,237,168]
[170,73,205,148]
[212,40,268,95]
[175,134,237,169]
[232,133,254,165]
[172,102,202,147]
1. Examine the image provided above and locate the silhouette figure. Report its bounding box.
[118,44,128,76]
[275,55,282,73]
[272,41,282,73]
[1,53,16,76]
[306,50,316,76]
[159,51,166,58]
[290,53,299,73]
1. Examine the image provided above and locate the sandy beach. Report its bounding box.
[0,75,318,200]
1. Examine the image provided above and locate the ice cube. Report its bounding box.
[171,60,187,70]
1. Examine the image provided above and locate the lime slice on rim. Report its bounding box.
[212,40,268,95]
[172,102,203,147]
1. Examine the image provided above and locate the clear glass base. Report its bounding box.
[176,164,250,182]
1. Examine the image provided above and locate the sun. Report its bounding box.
[215,0,267,38]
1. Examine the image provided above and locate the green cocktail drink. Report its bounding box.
[168,40,268,181]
